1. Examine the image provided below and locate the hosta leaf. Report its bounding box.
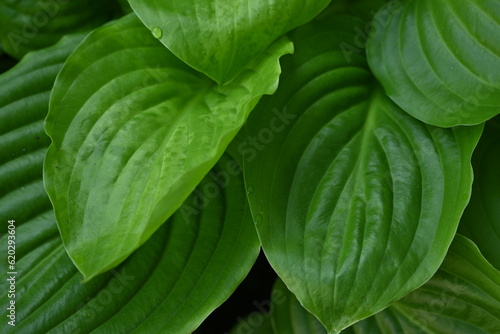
[270,279,326,334]
[459,116,500,270]
[254,236,500,334]
[243,16,482,333]
[128,0,329,83]
[0,0,119,59]
[367,0,500,127]
[44,13,291,280]
[1,157,259,333]
[0,33,85,231]
[0,43,259,331]
[373,235,500,334]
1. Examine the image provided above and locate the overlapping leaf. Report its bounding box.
[0,0,119,59]
[1,158,259,334]
[0,34,85,231]
[128,0,329,83]
[367,0,500,127]
[244,236,500,334]
[243,16,483,333]
[459,116,500,270]
[44,13,292,280]
[0,41,260,332]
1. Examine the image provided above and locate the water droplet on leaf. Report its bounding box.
[255,214,263,226]
[151,27,163,39]
[247,186,254,194]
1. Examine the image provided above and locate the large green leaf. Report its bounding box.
[128,0,329,83]
[44,13,291,280]
[248,236,500,334]
[243,16,483,333]
[459,116,500,270]
[0,41,260,331]
[367,0,500,127]
[0,0,119,59]
[1,157,259,333]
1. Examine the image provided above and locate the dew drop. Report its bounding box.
[255,214,263,226]
[151,27,163,39]
[247,186,254,194]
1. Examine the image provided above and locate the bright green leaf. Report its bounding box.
[0,41,259,330]
[128,0,329,83]
[243,16,483,333]
[459,116,500,270]
[0,0,119,59]
[367,0,500,127]
[44,13,292,280]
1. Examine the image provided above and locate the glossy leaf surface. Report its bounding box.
[44,13,292,280]
[459,116,500,270]
[128,0,329,83]
[243,16,482,333]
[0,0,118,59]
[367,0,500,127]
[252,236,500,334]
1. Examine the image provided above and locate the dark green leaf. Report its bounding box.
[1,156,260,333]
[367,0,500,127]
[0,33,86,232]
[459,116,500,270]
[243,16,482,333]
[128,0,329,83]
[270,279,326,334]
[44,13,292,280]
[0,0,119,59]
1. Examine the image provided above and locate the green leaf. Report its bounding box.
[128,0,329,83]
[1,157,260,333]
[376,235,500,334]
[366,0,500,127]
[0,0,119,59]
[0,33,86,232]
[254,236,500,334]
[44,13,292,280]
[270,279,326,334]
[459,116,500,270]
[0,41,260,331]
[242,16,483,333]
